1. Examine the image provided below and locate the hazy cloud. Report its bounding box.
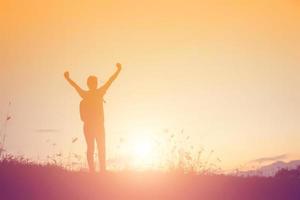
[249,154,289,164]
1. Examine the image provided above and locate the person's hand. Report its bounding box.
[64,71,70,79]
[116,63,122,70]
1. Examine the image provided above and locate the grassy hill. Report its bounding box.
[1,156,300,200]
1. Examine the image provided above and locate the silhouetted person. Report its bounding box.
[64,63,122,172]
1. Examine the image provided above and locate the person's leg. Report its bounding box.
[96,126,106,172]
[83,123,95,172]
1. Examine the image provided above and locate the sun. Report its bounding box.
[132,135,154,158]
[126,131,159,169]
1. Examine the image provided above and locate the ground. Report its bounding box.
[0,158,300,200]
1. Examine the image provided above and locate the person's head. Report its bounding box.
[87,75,98,90]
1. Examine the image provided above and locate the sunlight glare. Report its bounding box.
[127,130,159,169]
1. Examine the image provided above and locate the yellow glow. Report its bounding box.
[125,130,159,169]
[1,0,300,170]
[131,134,154,159]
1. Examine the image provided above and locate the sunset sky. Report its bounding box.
[1,0,300,170]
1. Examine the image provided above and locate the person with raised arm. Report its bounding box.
[64,63,122,172]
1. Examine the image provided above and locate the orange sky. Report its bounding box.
[1,0,300,170]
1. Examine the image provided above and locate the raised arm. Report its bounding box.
[101,63,122,92]
[64,71,85,98]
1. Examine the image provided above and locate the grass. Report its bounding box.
[1,154,300,200]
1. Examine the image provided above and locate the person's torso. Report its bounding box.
[80,89,105,122]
